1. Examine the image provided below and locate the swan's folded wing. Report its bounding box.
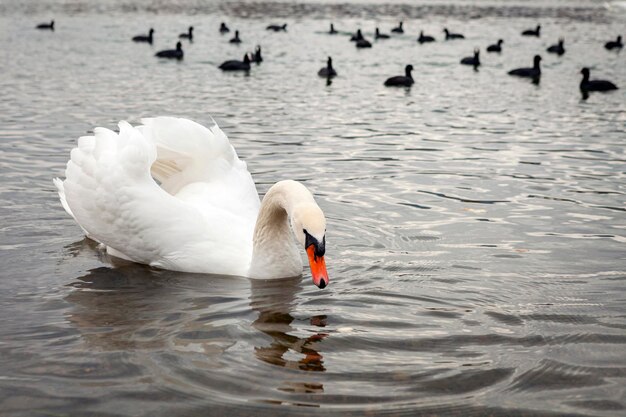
[138,116,260,221]
[58,121,252,274]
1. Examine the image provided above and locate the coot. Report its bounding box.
[522,25,541,37]
[384,65,414,87]
[444,28,465,40]
[36,20,54,30]
[418,31,435,43]
[508,55,541,81]
[487,39,503,52]
[547,38,565,55]
[391,22,404,34]
[230,30,242,44]
[318,57,337,78]
[155,42,183,60]
[219,54,251,71]
[579,68,618,92]
[179,26,193,40]
[132,28,154,43]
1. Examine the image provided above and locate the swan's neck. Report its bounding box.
[249,181,313,279]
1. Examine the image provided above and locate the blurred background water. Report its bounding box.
[0,0,625,416]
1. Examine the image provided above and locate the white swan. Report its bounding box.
[54,117,329,288]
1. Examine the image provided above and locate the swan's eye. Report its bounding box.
[303,228,307,234]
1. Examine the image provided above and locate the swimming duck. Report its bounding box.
[36,20,54,30]
[384,65,414,87]
[444,28,465,40]
[508,55,541,80]
[230,30,242,43]
[375,28,390,39]
[155,42,183,59]
[267,24,287,32]
[604,36,622,50]
[318,57,337,78]
[179,26,193,40]
[356,38,372,48]
[579,68,618,92]
[418,31,435,43]
[460,49,480,68]
[350,29,364,41]
[391,22,404,33]
[546,38,565,55]
[522,25,540,37]
[487,39,503,52]
[329,23,338,34]
[219,54,251,71]
[220,22,230,33]
[132,28,154,44]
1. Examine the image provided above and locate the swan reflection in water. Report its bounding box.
[250,278,328,395]
[63,239,328,398]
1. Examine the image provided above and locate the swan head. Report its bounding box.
[291,204,328,289]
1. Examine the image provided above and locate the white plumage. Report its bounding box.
[54,117,330,286]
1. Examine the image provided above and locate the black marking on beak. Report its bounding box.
[317,278,327,289]
[304,230,325,258]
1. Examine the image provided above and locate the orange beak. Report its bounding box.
[307,245,329,289]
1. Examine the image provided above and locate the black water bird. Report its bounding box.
[350,29,364,42]
[179,26,193,40]
[220,22,230,33]
[155,41,183,59]
[546,38,565,55]
[418,31,435,43]
[356,38,372,48]
[508,55,541,81]
[487,39,503,52]
[132,28,154,44]
[375,28,390,39]
[329,23,338,34]
[267,24,287,32]
[250,45,262,63]
[522,25,541,37]
[391,22,403,33]
[36,20,54,30]
[384,65,414,87]
[318,57,337,78]
[461,49,480,68]
[604,35,622,50]
[579,68,618,93]
[230,30,242,44]
[219,54,251,71]
[444,28,464,40]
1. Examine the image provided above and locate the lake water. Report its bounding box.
[0,0,625,416]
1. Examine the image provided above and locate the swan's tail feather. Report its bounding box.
[53,177,73,218]
[61,122,156,258]
[53,177,92,238]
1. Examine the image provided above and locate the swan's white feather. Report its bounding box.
[57,117,260,275]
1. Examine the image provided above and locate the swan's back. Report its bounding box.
[55,117,260,275]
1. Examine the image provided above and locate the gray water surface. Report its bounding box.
[1,1,625,416]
